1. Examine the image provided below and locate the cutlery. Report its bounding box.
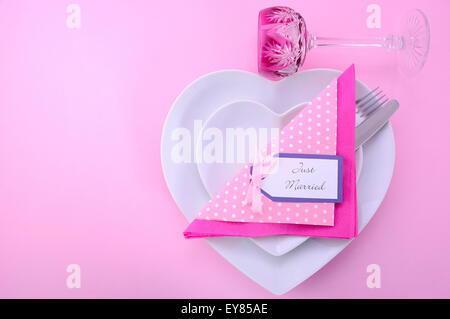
[355,99,399,150]
[356,86,389,117]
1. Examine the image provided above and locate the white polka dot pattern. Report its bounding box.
[196,79,339,226]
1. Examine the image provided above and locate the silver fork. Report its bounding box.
[354,87,399,150]
[356,86,389,118]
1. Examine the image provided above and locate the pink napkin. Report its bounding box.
[184,65,357,239]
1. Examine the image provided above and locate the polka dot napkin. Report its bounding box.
[184,64,357,239]
[195,80,338,226]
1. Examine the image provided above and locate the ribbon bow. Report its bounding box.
[243,153,277,214]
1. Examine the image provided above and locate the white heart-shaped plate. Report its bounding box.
[161,69,395,294]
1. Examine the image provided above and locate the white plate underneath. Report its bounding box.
[161,69,395,294]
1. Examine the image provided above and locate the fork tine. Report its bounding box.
[356,86,379,105]
[358,96,386,117]
[364,97,389,117]
[359,94,386,113]
[357,90,382,110]
[359,94,389,117]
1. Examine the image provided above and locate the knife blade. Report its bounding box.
[355,99,399,150]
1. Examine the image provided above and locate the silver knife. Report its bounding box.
[355,99,399,150]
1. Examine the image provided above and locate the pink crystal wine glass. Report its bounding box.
[258,6,430,80]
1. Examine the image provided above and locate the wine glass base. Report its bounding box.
[397,9,430,77]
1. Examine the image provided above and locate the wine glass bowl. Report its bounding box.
[258,6,308,80]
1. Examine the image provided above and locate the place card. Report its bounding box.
[260,153,343,203]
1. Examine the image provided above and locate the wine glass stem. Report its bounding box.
[308,33,403,51]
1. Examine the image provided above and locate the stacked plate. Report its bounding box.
[161,69,395,295]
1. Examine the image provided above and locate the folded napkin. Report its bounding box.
[184,65,357,239]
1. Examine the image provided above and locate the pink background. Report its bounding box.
[0,0,449,298]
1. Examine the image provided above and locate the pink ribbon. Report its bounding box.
[243,153,277,214]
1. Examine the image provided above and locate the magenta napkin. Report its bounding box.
[184,65,357,239]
